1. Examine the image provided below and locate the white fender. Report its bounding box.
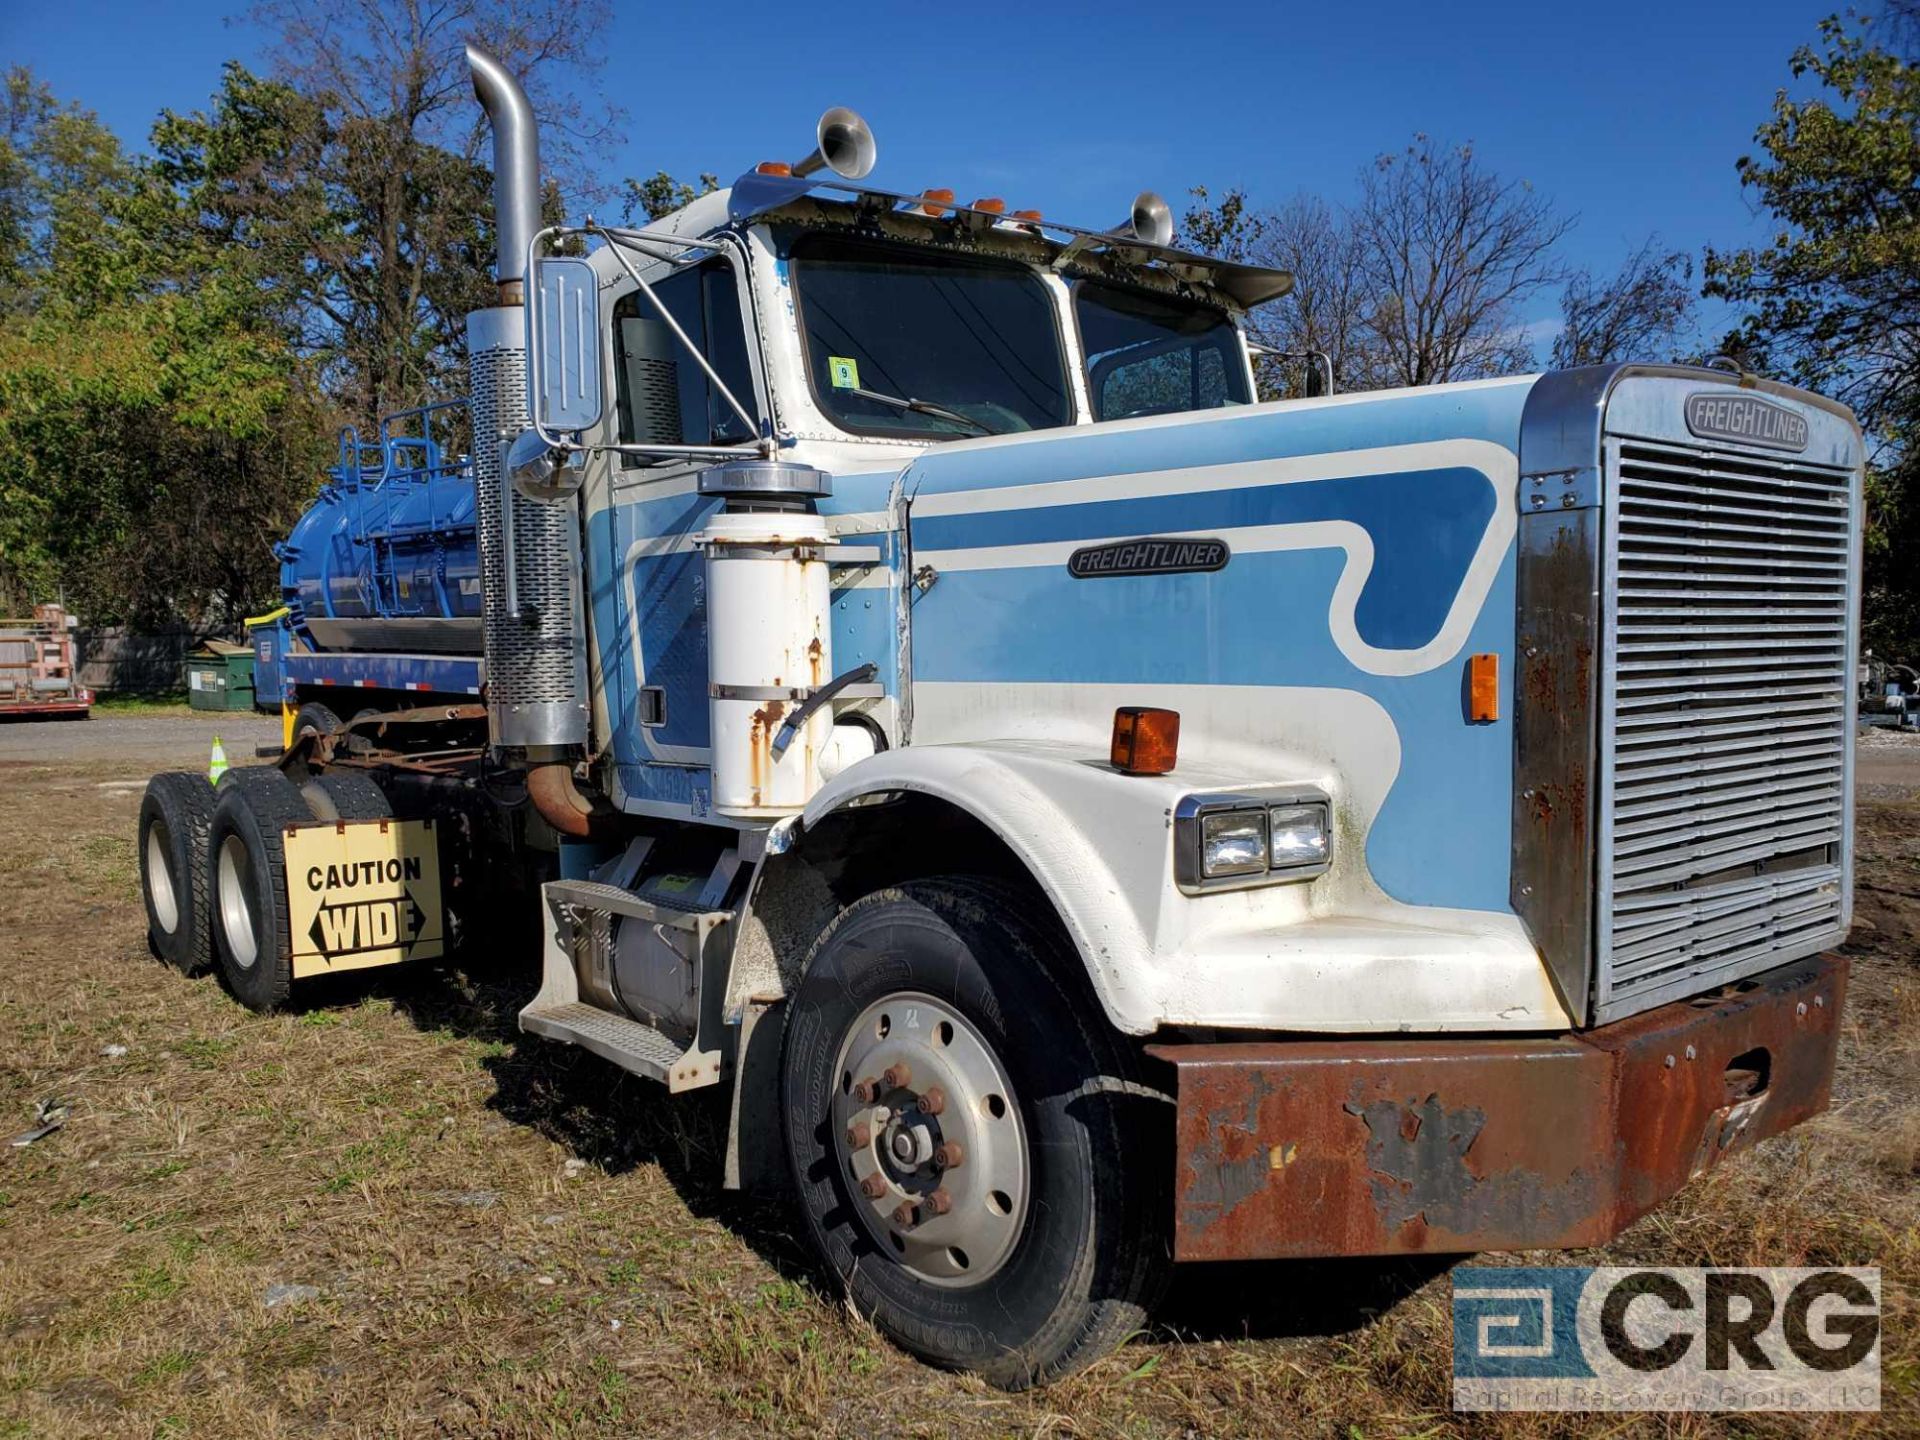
[795,733,1570,1038]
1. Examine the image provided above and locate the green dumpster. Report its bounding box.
[186,640,256,712]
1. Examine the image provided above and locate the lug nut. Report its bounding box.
[846,1121,871,1149]
[923,1187,953,1217]
[852,1076,880,1103]
[882,1062,913,1091]
[859,1173,889,1200]
[916,1086,946,1116]
[891,1202,918,1228]
[932,1140,964,1170]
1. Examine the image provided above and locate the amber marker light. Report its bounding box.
[971,197,1006,214]
[1111,707,1180,775]
[1468,653,1500,723]
[917,187,955,216]
[755,161,793,176]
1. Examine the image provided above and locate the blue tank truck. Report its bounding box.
[134,47,1864,1388]
[248,399,487,742]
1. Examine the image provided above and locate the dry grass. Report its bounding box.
[0,747,1914,1438]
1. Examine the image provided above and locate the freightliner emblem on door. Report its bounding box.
[1067,536,1231,579]
[284,818,444,977]
[1684,392,1809,453]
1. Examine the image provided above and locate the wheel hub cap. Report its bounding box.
[146,821,179,933]
[831,991,1029,1286]
[216,834,259,969]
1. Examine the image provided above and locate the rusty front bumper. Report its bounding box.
[1147,953,1845,1262]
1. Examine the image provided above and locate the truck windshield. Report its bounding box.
[790,234,1071,439]
[1077,281,1252,422]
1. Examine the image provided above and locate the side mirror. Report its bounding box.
[528,255,604,433]
[507,427,583,503]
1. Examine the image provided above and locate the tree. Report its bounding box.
[0,70,330,626]
[1552,239,1696,369]
[1239,194,1395,398]
[0,67,138,315]
[1180,141,1575,397]
[623,170,720,224]
[1178,184,1264,263]
[223,0,617,423]
[1352,137,1574,386]
[1705,16,1920,658]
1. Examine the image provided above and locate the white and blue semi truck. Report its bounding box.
[136,48,1861,1387]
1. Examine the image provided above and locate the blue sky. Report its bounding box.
[4,0,1844,347]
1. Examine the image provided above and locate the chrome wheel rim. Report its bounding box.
[831,991,1029,1287]
[216,835,259,969]
[146,822,179,933]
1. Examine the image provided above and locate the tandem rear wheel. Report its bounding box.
[779,877,1170,1390]
[137,764,400,1013]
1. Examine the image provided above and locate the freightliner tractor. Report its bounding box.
[135,47,1863,1387]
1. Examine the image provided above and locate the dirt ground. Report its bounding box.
[1,709,1915,1439]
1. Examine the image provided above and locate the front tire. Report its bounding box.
[206,767,311,1012]
[780,878,1168,1389]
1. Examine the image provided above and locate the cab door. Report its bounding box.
[599,255,763,813]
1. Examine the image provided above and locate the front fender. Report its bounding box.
[797,739,1571,1037]
[802,740,1167,1032]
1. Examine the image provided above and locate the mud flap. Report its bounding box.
[284,818,445,979]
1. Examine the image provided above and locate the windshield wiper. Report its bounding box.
[847,386,998,436]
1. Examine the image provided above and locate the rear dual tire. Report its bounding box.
[207,768,313,1011]
[138,773,217,975]
[139,764,395,1012]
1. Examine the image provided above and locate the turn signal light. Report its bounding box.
[1468,653,1500,723]
[755,161,793,176]
[1111,707,1180,775]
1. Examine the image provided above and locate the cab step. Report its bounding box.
[519,1001,719,1090]
[518,844,740,1093]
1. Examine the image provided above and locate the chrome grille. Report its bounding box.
[1595,436,1855,1020]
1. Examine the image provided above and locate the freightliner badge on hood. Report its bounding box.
[1066,536,1231,579]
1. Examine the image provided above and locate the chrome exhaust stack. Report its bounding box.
[466,44,542,305]
[464,45,589,762]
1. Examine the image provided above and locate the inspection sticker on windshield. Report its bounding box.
[285,818,444,978]
[828,356,861,390]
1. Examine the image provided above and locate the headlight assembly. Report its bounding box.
[1200,810,1268,877]
[1174,787,1332,894]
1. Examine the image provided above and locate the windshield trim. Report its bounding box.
[785,230,1074,444]
[1068,275,1252,424]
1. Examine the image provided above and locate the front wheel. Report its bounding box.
[780,878,1168,1389]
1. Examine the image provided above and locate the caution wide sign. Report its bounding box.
[285,818,444,978]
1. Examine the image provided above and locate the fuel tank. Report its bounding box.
[277,408,483,654]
